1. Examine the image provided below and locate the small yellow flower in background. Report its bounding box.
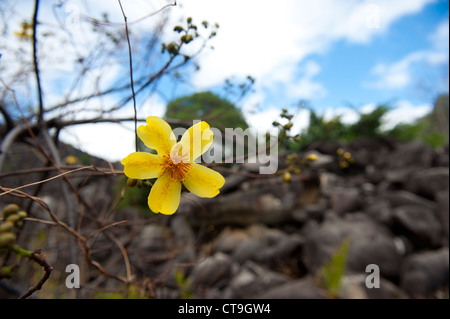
[305,154,318,162]
[64,155,79,165]
[121,116,225,215]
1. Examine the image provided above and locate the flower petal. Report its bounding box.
[148,170,182,215]
[183,163,225,198]
[179,121,214,162]
[137,116,177,155]
[121,152,164,179]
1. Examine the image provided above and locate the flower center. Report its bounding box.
[161,144,192,181]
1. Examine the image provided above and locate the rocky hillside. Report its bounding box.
[128,137,449,299]
[0,137,448,299]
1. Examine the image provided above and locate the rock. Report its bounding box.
[330,187,361,214]
[231,239,264,264]
[306,140,343,155]
[255,277,326,299]
[292,200,327,223]
[339,274,404,299]
[190,252,234,292]
[436,190,449,245]
[387,142,434,169]
[186,177,302,227]
[392,205,442,249]
[139,224,172,252]
[406,167,449,199]
[303,214,403,280]
[228,261,291,298]
[383,190,437,211]
[255,234,304,271]
[348,138,392,168]
[170,214,195,246]
[400,248,449,298]
[320,172,340,197]
[214,227,250,255]
[364,199,394,225]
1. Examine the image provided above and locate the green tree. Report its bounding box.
[165,91,248,131]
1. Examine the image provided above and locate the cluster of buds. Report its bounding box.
[126,178,147,188]
[0,204,29,279]
[163,17,219,59]
[336,148,354,169]
[273,109,300,143]
[0,204,27,249]
[283,153,319,183]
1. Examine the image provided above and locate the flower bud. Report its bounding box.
[283,172,292,183]
[0,266,14,278]
[6,214,21,225]
[0,221,14,233]
[0,232,16,247]
[17,211,28,219]
[306,154,318,162]
[174,25,184,33]
[2,204,20,219]
[127,178,138,188]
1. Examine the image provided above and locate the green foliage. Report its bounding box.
[387,94,449,148]
[165,91,248,131]
[346,105,389,140]
[175,268,192,299]
[318,238,350,299]
[291,95,449,150]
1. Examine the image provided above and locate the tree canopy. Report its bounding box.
[165,91,248,131]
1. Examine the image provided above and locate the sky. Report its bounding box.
[0,0,449,162]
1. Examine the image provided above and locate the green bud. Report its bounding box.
[174,25,184,33]
[272,121,281,127]
[0,221,14,233]
[166,42,179,55]
[127,178,138,188]
[16,211,28,219]
[6,214,21,225]
[136,180,143,188]
[202,21,208,28]
[0,266,14,278]
[187,17,192,24]
[0,232,16,247]
[181,34,193,44]
[2,204,20,219]
[284,123,293,130]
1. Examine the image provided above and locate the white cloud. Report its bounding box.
[430,19,449,51]
[366,17,449,90]
[367,50,448,90]
[382,99,432,130]
[163,0,434,92]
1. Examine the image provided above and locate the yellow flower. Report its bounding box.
[121,116,225,215]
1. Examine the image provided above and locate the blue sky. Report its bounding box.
[1,0,449,161]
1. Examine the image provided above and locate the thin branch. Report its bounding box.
[32,0,44,123]
[0,166,93,198]
[118,0,138,152]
